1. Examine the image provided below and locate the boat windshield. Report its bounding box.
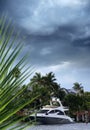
[38,110,49,114]
[49,110,64,115]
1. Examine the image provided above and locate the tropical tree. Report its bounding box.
[84,92,90,110]
[29,72,50,108]
[43,72,66,99]
[28,72,66,107]
[0,15,38,129]
[73,82,84,95]
[30,72,43,86]
[43,72,58,91]
[64,94,86,116]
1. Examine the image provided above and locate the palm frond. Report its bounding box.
[0,15,37,129]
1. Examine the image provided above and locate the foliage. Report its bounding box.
[84,92,90,110]
[27,72,66,108]
[0,15,38,129]
[73,82,84,95]
[22,72,90,119]
[63,93,89,116]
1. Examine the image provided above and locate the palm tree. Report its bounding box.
[43,72,60,95]
[73,82,84,95]
[0,16,38,129]
[29,72,65,107]
[30,73,50,107]
[30,72,42,86]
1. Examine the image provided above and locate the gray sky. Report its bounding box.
[0,0,90,91]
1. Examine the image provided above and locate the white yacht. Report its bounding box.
[29,98,74,124]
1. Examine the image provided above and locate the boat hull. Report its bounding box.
[27,116,73,125]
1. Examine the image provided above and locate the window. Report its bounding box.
[49,110,55,114]
[49,110,64,115]
[57,110,64,115]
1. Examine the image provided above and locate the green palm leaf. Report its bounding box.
[0,16,37,129]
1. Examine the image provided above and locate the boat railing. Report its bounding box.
[43,105,60,109]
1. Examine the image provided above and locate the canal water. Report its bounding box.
[26,123,90,130]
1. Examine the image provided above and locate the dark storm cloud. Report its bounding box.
[0,0,90,90]
[22,21,90,67]
[73,36,90,48]
[0,0,7,14]
[1,0,89,33]
[0,0,90,67]
[21,25,75,65]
